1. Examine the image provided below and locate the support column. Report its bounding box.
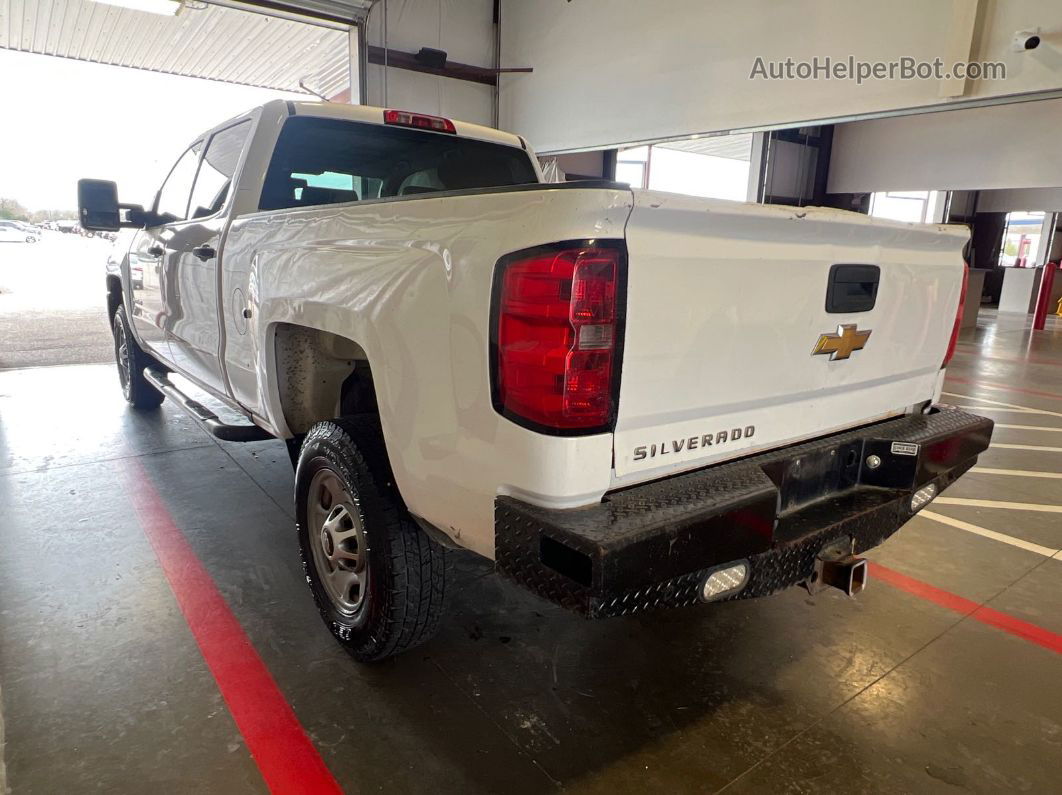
[349,25,365,105]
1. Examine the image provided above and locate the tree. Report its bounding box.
[0,198,30,221]
[29,208,78,223]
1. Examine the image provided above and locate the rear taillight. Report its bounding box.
[383,109,456,134]
[492,242,624,432]
[942,262,969,369]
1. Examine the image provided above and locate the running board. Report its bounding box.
[144,369,273,443]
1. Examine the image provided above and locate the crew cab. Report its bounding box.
[78,100,992,662]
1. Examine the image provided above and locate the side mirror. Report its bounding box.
[78,179,121,231]
[77,179,154,230]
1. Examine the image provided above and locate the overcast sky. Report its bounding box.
[0,49,304,213]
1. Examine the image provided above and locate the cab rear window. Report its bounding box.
[259,116,537,211]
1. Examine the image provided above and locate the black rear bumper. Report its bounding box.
[495,408,992,617]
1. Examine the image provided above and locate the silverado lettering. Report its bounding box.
[633,425,756,461]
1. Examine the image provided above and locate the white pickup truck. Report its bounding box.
[79,100,992,662]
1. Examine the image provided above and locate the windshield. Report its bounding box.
[259,116,538,212]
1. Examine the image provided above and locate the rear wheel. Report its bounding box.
[112,304,164,409]
[295,417,448,662]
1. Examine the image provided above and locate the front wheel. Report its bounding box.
[112,304,164,409]
[295,417,448,662]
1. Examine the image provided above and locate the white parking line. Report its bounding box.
[972,467,1062,479]
[995,424,1062,433]
[951,404,1046,416]
[934,496,1062,513]
[919,510,1060,557]
[942,392,1062,418]
[993,443,1062,453]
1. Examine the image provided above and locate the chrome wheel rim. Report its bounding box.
[113,317,131,396]
[308,469,369,617]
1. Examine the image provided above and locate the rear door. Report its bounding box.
[613,192,967,487]
[167,119,252,395]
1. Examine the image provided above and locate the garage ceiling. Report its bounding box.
[657,133,754,161]
[234,0,370,25]
[0,0,355,95]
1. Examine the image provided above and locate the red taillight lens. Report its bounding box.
[494,244,623,431]
[383,109,456,134]
[942,262,969,369]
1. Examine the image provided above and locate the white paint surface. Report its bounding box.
[951,405,1043,415]
[934,497,1062,513]
[919,510,1060,558]
[103,99,986,558]
[993,443,1062,453]
[996,424,1062,433]
[973,467,1062,479]
[943,393,1062,418]
[611,192,965,483]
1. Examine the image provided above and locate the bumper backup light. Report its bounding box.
[910,483,938,512]
[699,562,749,602]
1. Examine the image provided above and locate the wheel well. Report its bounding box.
[106,274,122,321]
[273,323,378,435]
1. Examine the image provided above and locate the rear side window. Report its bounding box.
[189,120,252,219]
[259,116,537,211]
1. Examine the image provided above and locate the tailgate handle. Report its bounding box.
[826,264,879,313]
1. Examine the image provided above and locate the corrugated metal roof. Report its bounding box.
[657,133,754,161]
[237,0,371,25]
[0,0,354,95]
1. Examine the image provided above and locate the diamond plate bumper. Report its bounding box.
[495,407,993,617]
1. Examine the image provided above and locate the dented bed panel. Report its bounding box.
[221,186,634,558]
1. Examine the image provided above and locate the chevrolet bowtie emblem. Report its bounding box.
[812,324,872,361]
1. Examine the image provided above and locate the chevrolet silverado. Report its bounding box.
[78,100,992,662]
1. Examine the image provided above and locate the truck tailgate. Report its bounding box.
[613,191,968,484]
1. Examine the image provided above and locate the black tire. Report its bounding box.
[112,304,164,409]
[295,417,448,662]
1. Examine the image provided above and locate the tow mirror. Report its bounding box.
[78,179,121,231]
[77,179,151,231]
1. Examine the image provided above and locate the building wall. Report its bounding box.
[499,0,1062,153]
[977,187,1062,213]
[362,0,495,125]
[829,99,1062,193]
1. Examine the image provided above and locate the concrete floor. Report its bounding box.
[0,309,1060,793]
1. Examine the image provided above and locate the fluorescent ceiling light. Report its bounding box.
[91,0,181,16]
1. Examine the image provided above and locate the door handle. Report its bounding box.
[192,245,216,261]
[147,245,164,257]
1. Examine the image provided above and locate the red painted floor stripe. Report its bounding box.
[869,562,1062,656]
[122,458,342,795]
[945,375,1062,403]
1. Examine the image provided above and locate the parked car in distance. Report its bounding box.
[0,220,38,243]
[18,221,45,239]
